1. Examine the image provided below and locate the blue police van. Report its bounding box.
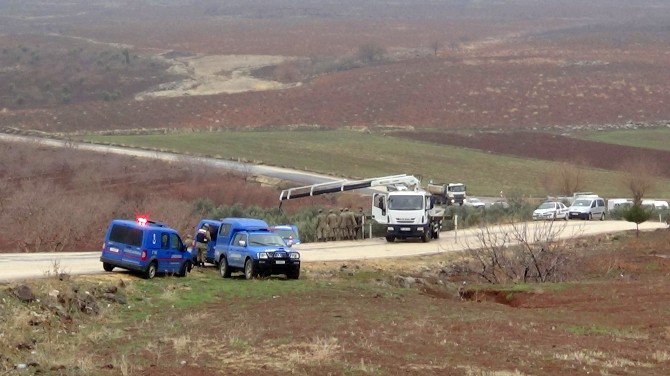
[101,218,192,279]
[193,218,300,279]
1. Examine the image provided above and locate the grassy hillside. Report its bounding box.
[85,130,670,197]
[582,128,670,152]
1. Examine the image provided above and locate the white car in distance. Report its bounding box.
[533,201,569,221]
[465,197,486,209]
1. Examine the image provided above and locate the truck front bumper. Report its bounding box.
[386,225,427,238]
[254,259,300,275]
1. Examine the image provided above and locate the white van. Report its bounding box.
[607,198,633,212]
[568,196,606,220]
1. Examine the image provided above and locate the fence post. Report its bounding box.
[454,214,459,242]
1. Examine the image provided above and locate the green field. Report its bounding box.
[582,127,670,151]
[86,130,670,197]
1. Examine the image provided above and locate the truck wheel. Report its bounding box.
[219,257,231,278]
[422,229,431,243]
[385,235,395,243]
[244,258,256,280]
[178,261,191,277]
[143,261,157,280]
[287,268,300,280]
[102,262,114,272]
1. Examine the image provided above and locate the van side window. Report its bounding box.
[161,233,169,249]
[169,233,182,251]
[598,200,604,207]
[219,224,231,237]
[591,201,596,208]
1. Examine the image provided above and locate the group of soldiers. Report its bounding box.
[315,207,365,242]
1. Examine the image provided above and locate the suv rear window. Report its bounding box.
[109,225,143,247]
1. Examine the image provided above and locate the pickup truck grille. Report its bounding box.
[272,252,287,258]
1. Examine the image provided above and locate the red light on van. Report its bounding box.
[141,250,147,261]
[137,217,148,226]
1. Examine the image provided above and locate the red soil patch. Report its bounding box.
[395,131,670,177]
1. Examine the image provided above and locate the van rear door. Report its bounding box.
[107,224,143,266]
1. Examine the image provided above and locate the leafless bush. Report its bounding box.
[620,158,659,205]
[461,220,579,283]
[543,162,587,197]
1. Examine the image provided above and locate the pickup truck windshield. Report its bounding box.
[388,196,424,210]
[248,234,286,246]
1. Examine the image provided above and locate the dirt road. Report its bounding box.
[1,220,665,282]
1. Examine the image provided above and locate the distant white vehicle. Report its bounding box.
[642,199,669,210]
[533,201,569,221]
[607,198,633,212]
[465,197,486,209]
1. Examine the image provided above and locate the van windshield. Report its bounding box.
[388,196,424,210]
[248,233,286,247]
[572,199,591,207]
[109,225,142,247]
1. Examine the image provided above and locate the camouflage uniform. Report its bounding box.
[315,209,328,242]
[326,209,339,241]
[338,208,348,240]
[344,208,355,240]
[195,225,211,267]
[354,207,365,240]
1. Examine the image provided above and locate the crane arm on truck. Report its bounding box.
[278,174,421,202]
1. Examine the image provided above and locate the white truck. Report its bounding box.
[426,182,467,206]
[279,174,444,243]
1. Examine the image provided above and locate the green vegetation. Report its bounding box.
[85,130,670,197]
[582,128,670,151]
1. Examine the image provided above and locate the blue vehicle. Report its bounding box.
[100,218,192,279]
[194,218,300,279]
[270,224,301,245]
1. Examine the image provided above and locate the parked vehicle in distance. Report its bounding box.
[426,182,467,206]
[607,198,633,212]
[465,197,486,209]
[193,218,267,266]
[100,217,192,279]
[270,224,301,245]
[568,197,606,220]
[533,201,569,221]
[489,200,510,209]
[642,199,670,210]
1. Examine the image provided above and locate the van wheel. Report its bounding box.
[600,213,605,221]
[144,262,157,279]
[287,268,300,280]
[588,213,593,220]
[178,261,191,277]
[219,257,231,278]
[244,259,256,280]
[385,235,395,243]
[103,262,114,272]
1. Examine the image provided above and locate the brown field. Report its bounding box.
[1,1,670,132]
[2,229,669,374]
[394,130,670,178]
[0,141,354,253]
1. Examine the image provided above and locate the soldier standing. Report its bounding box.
[195,224,211,267]
[344,208,355,240]
[338,208,348,240]
[326,209,339,241]
[315,209,328,242]
[354,207,365,240]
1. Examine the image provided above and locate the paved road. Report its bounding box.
[1,220,666,282]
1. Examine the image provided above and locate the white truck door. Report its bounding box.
[371,193,388,224]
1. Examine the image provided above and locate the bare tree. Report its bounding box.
[461,220,577,284]
[429,40,442,56]
[543,162,586,197]
[621,159,659,205]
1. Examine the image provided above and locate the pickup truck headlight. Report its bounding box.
[289,252,300,259]
[258,252,269,259]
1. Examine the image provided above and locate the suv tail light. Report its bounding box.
[141,250,147,261]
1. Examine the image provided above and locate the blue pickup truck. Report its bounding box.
[193,218,300,279]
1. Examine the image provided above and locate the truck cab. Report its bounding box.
[372,190,443,243]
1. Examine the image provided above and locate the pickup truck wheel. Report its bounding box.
[102,262,114,272]
[143,261,157,280]
[244,258,256,280]
[178,261,191,277]
[287,268,300,280]
[385,235,395,243]
[219,257,231,278]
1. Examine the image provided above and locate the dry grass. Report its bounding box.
[554,350,654,370]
